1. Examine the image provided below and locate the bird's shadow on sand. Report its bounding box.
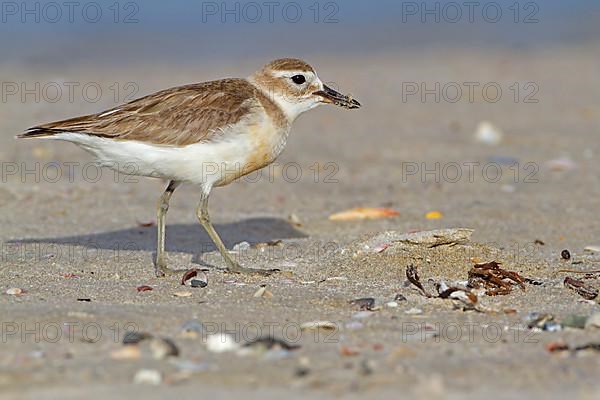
[12,217,307,268]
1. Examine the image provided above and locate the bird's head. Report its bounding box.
[250,58,361,122]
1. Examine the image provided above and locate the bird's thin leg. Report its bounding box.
[196,190,274,276]
[155,180,181,277]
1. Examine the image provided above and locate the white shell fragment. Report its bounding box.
[475,121,503,145]
[300,321,338,331]
[133,369,162,385]
[206,333,240,353]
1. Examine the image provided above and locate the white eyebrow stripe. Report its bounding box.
[272,70,315,78]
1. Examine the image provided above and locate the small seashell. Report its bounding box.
[253,285,273,298]
[174,291,192,297]
[206,333,240,353]
[300,321,337,331]
[425,211,443,220]
[136,285,153,292]
[181,269,208,288]
[110,346,141,360]
[232,241,251,252]
[545,157,577,172]
[288,213,302,227]
[133,369,162,385]
[404,308,423,315]
[329,207,400,221]
[386,301,398,308]
[584,245,600,253]
[373,243,390,253]
[6,288,23,295]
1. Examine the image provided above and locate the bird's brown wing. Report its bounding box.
[21,79,261,147]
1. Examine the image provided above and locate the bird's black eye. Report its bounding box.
[291,75,306,85]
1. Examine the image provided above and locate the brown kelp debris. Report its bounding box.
[468,261,525,296]
[547,342,600,354]
[563,277,599,300]
[406,265,432,297]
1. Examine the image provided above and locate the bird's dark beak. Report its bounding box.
[313,84,361,109]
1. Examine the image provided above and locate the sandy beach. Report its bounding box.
[1,8,600,397]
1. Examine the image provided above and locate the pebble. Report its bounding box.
[6,288,23,295]
[394,294,407,302]
[232,241,251,252]
[179,320,203,339]
[386,301,399,308]
[206,333,240,353]
[174,291,192,298]
[561,250,571,260]
[123,331,152,345]
[405,308,423,315]
[150,337,180,359]
[474,121,503,145]
[349,297,376,310]
[133,369,162,385]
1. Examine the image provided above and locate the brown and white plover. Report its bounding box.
[18,58,361,277]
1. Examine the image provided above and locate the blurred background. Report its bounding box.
[1,0,600,65]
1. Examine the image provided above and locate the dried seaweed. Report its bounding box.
[406,265,431,297]
[468,261,525,296]
[563,277,599,300]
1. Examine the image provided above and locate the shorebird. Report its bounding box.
[18,58,361,277]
